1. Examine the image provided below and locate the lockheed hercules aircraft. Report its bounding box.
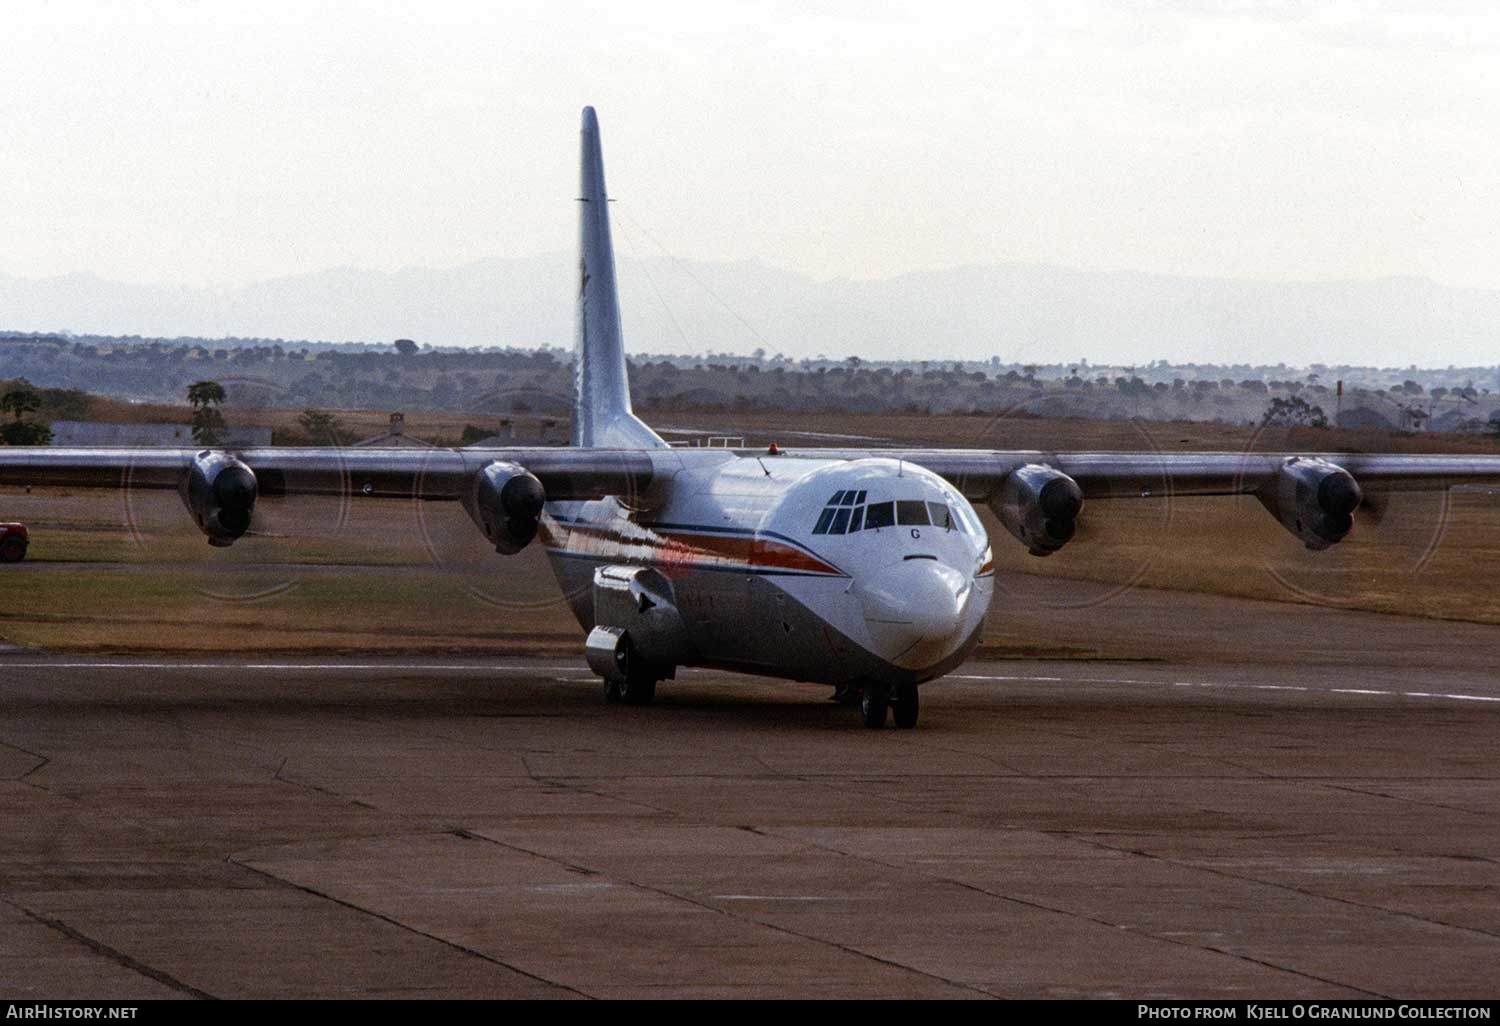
[5,108,1500,729]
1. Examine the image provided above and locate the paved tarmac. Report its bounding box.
[3,589,1499,998]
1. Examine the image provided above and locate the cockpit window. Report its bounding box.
[815,491,864,535]
[953,498,983,536]
[813,493,956,536]
[896,500,930,526]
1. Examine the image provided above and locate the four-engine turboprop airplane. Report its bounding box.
[5,106,1500,729]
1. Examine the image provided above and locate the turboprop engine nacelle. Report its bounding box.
[991,464,1084,557]
[1257,456,1362,551]
[180,450,258,547]
[463,461,546,554]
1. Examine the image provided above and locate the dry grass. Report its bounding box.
[995,490,1500,624]
[65,398,556,444]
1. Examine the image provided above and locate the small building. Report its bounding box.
[354,412,435,448]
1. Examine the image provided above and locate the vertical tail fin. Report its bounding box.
[573,106,666,450]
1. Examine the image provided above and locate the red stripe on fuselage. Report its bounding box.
[540,519,841,576]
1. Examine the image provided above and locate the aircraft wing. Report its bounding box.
[846,450,1500,500]
[4,442,1500,556]
[0,446,654,550]
[10,445,1498,499]
[0,446,653,500]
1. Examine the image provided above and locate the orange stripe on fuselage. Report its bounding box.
[540,519,841,576]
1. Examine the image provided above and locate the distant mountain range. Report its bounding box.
[3,255,1498,368]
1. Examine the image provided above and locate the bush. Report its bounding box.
[1261,396,1328,429]
[1,421,53,445]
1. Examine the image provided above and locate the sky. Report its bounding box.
[1,1,1498,294]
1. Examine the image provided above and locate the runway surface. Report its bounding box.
[4,591,1500,998]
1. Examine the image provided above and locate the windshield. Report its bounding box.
[811,491,962,536]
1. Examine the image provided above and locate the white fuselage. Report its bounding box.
[540,449,994,687]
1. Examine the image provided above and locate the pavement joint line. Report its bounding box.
[1318,781,1491,820]
[1072,835,1500,949]
[907,735,1030,776]
[134,712,281,759]
[272,757,363,805]
[460,828,997,998]
[712,895,848,902]
[641,884,1002,997]
[16,755,49,783]
[748,826,1387,999]
[0,738,51,782]
[226,856,592,999]
[244,693,691,821]
[6,898,217,1000]
[530,773,685,817]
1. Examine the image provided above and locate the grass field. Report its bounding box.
[3,413,1499,654]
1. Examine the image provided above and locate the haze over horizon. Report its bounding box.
[3,2,1498,366]
[5,253,1499,369]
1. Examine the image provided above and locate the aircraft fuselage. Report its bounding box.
[541,449,994,687]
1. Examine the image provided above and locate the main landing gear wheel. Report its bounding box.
[831,683,861,706]
[604,673,657,706]
[860,683,890,729]
[602,635,659,706]
[891,683,919,729]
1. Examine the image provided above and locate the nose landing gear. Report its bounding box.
[854,682,920,729]
[859,683,889,728]
[891,682,919,729]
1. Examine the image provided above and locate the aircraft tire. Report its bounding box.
[891,683,919,729]
[602,634,657,705]
[860,684,889,729]
[619,673,657,706]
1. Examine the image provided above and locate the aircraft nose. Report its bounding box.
[858,558,971,664]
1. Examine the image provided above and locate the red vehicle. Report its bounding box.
[0,522,28,563]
